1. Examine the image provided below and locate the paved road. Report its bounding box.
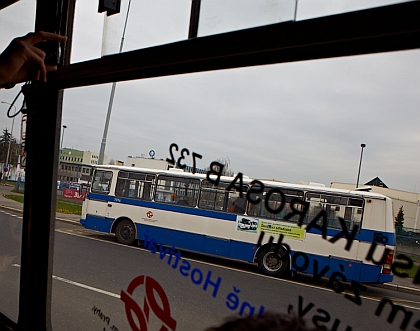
[0,183,419,292]
[1,184,420,330]
[0,210,420,330]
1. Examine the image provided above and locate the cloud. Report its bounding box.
[1,0,418,193]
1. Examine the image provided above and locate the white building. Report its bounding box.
[125,156,170,170]
[82,151,108,166]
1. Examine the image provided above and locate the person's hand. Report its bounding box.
[0,31,67,87]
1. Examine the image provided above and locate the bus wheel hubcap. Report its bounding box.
[265,253,281,271]
[121,225,133,239]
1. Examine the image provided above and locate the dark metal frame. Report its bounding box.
[0,1,418,330]
[52,1,420,89]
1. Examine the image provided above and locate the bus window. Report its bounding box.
[225,185,248,214]
[199,180,231,211]
[346,207,363,231]
[115,171,155,200]
[91,170,113,194]
[305,193,363,231]
[248,187,303,221]
[199,181,248,214]
[155,175,200,207]
[228,194,247,214]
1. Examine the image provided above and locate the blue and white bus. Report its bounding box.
[80,165,395,284]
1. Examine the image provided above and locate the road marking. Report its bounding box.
[6,212,420,310]
[55,230,420,307]
[0,209,74,222]
[1,211,22,219]
[12,264,120,299]
[388,298,420,310]
[52,275,120,298]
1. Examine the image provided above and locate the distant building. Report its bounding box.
[82,150,108,166]
[364,176,389,188]
[331,178,420,229]
[126,156,170,170]
[60,148,83,164]
[59,151,207,183]
[58,148,108,183]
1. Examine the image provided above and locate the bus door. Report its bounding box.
[87,169,114,231]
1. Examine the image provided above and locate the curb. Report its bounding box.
[0,204,82,227]
[0,205,23,214]
[56,217,83,226]
[371,282,420,295]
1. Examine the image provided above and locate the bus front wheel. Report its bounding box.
[257,247,289,277]
[115,219,136,245]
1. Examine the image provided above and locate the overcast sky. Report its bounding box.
[0,0,419,193]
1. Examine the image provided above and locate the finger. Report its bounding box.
[36,59,48,82]
[26,43,46,58]
[37,31,67,43]
[20,31,67,45]
[22,46,48,82]
[34,69,41,82]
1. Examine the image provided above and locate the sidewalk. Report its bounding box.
[0,183,81,225]
[373,275,420,295]
[0,184,419,295]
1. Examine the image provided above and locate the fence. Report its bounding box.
[396,226,420,257]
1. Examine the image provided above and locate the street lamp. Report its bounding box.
[60,125,67,151]
[1,101,16,183]
[98,0,132,165]
[356,143,366,188]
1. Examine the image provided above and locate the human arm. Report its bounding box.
[0,31,67,88]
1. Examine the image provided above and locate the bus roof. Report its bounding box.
[92,165,388,200]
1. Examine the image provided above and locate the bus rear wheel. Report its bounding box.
[257,247,289,277]
[115,219,136,245]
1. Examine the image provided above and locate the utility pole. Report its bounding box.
[98,0,132,165]
[356,143,366,188]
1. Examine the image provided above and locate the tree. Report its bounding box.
[0,128,19,166]
[108,158,115,165]
[0,128,11,145]
[395,206,404,230]
[207,157,235,177]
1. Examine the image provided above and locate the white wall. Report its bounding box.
[125,157,170,170]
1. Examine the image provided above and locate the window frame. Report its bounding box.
[304,192,364,231]
[4,1,418,330]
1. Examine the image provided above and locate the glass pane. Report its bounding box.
[0,193,22,321]
[91,170,113,193]
[296,0,411,20]
[155,175,200,206]
[56,47,419,329]
[197,0,409,37]
[1,0,418,329]
[198,0,296,37]
[199,181,230,211]
[0,0,35,321]
[100,0,192,57]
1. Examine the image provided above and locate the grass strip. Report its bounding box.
[4,194,81,215]
[392,253,420,279]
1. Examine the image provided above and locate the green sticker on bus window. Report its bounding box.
[258,220,306,241]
